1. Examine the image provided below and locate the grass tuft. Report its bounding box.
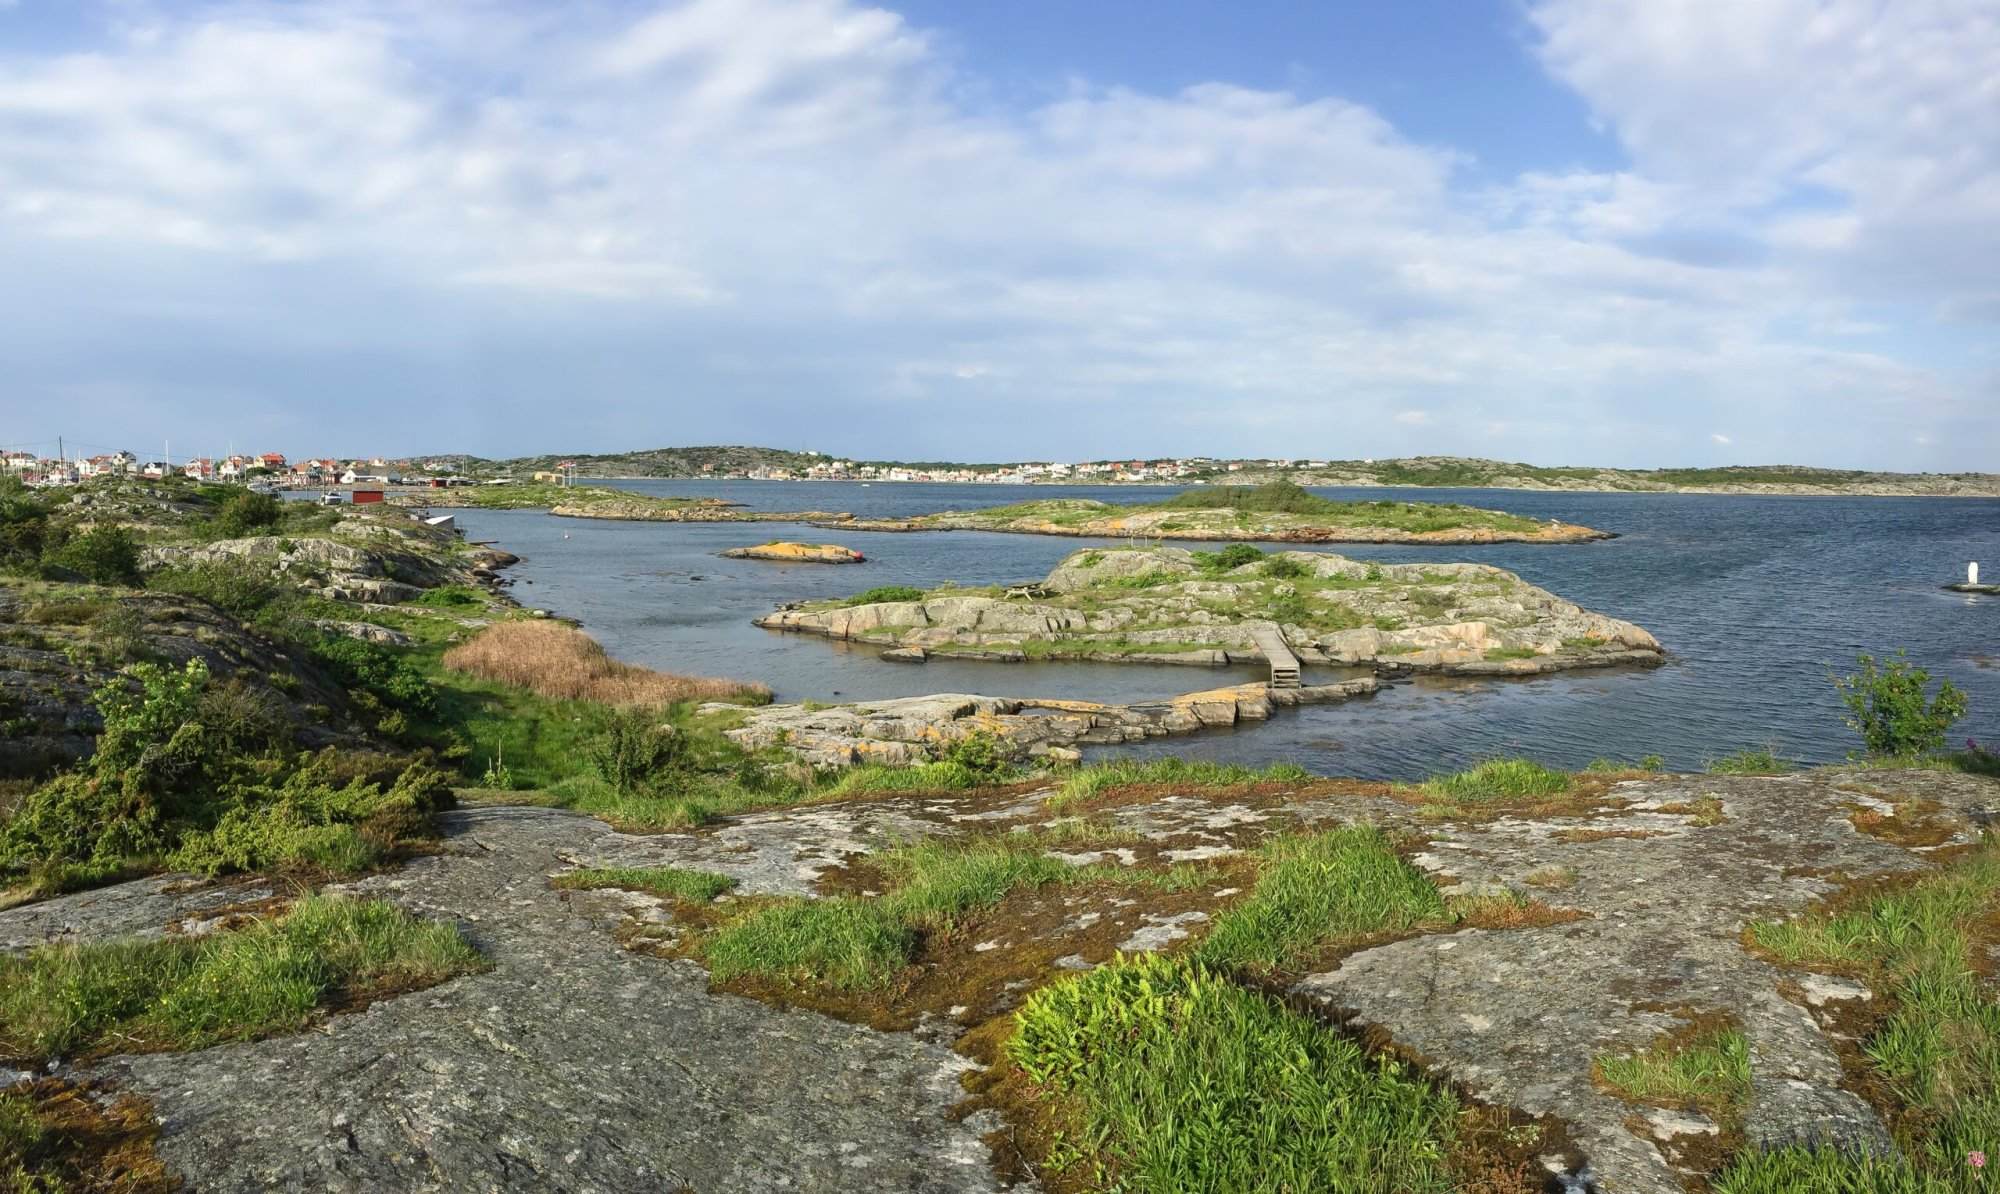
[1048,758,1311,811]
[877,839,1073,928]
[1734,840,2000,1187]
[0,894,481,1062]
[1419,758,1571,804]
[1594,1024,1751,1115]
[551,865,735,903]
[1706,748,1791,775]
[703,898,915,990]
[1193,827,1446,971]
[1008,953,1462,1193]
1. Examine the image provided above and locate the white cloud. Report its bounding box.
[0,0,1990,465]
[1711,433,1732,445]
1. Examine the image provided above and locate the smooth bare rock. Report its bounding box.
[712,679,1379,767]
[306,619,415,647]
[13,807,1019,1193]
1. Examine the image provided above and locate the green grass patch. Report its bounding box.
[1418,758,1571,804]
[1707,748,1792,775]
[1482,646,1538,661]
[1048,758,1312,811]
[1008,953,1462,1193]
[838,585,927,606]
[877,839,1074,928]
[1192,828,1447,972]
[1594,1024,1751,1116]
[704,898,915,990]
[0,894,481,1062]
[551,865,735,903]
[1739,841,2000,1186]
[1712,1146,1957,1193]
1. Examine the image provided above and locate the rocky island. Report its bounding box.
[403,482,856,524]
[756,544,1661,674]
[816,480,1610,544]
[720,541,866,564]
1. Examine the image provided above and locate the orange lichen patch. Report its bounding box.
[1552,827,1669,844]
[1844,798,1959,849]
[1657,795,1728,826]
[1450,894,1590,931]
[1,1079,176,1193]
[1051,777,1392,818]
[721,542,864,563]
[161,894,293,936]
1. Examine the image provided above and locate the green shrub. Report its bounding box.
[411,585,486,609]
[584,707,688,794]
[308,634,435,715]
[1260,554,1310,579]
[207,491,284,538]
[0,479,53,574]
[148,559,282,617]
[0,655,444,883]
[940,732,1010,780]
[1009,953,1461,1193]
[41,526,140,586]
[1834,651,1968,758]
[1192,544,1264,571]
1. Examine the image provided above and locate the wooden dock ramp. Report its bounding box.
[1249,623,1301,689]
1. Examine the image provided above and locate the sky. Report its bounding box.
[1,1,1996,468]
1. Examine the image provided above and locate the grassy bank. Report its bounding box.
[0,894,481,1062]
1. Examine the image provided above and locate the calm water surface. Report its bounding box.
[442,481,1999,780]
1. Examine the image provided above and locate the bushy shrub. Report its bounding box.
[941,732,1011,780]
[207,491,284,538]
[1261,554,1310,579]
[309,634,436,715]
[165,754,450,877]
[0,479,52,573]
[1193,544,1264,572]
[42,525,140,585]
[1834,650,1968,758]
[0,655,445,883]
[585,707,688,794]
[148,559,283,617]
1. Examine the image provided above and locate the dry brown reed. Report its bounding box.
[442,620,769,706]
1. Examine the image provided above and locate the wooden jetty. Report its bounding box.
[1249,623,1301,689]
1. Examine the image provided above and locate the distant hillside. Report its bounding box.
[1272,457,2000,497]
[481,445,828,478]
[422,446,2000,497]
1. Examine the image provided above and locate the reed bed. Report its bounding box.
[442,620,768,706]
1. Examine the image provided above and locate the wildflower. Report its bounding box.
[1971,1150,1988,1169]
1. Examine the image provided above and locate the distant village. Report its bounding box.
[2,445,1343,489]
[730,454,1331,483]
[0,449,472,489]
